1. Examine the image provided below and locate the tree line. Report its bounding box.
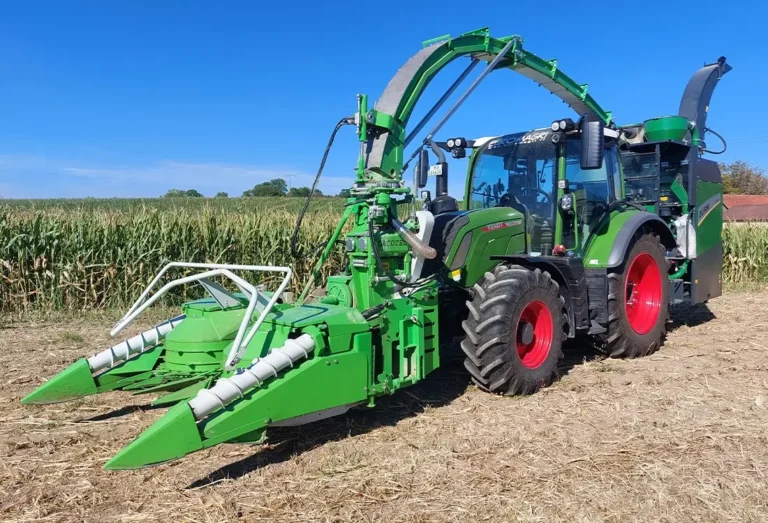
[163,161,768,198]
[164,178,340,198]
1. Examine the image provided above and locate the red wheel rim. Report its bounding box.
[516,300,554,369]
[624,253,662,335]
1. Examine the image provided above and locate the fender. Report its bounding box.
[605,211,676,268]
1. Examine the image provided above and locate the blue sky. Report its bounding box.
[0,1,763,199]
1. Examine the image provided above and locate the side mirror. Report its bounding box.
[415,149,430,188]
[580,115,605,170]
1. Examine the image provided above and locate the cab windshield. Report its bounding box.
[469,130,557,254]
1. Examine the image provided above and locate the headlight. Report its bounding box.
[446,138,455,148]
[559,193,574,211]
[552,118,576,132]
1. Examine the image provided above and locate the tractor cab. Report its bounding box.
[457,118,618,258]
[468,130,558,254]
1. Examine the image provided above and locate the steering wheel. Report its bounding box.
[522,187,551,204]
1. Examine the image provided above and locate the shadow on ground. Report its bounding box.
[668,302,716,330]
[186,353,472,489]
[186,336,609,489]
[145,304,718,488]
[77,403,166,422]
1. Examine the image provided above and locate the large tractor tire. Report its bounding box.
[600,232,669,358]
[461,264,566,395]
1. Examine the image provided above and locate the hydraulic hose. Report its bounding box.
[290,117,354,258]
[669,259,690,280]
[391,215,437,260]
[703,127,727,155]
[368,212,437,288]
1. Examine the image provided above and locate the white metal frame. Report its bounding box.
[111,262,292,370]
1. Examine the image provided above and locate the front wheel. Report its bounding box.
[461,264,566,395]
[600,232,669,358]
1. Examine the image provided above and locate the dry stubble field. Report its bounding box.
[1,288,768,522]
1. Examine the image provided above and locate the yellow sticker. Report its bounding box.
[450,269,462,281]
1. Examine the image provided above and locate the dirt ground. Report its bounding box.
[2,289,768,522]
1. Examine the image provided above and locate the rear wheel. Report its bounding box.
[461,264,566,395]
[600,232,669,358]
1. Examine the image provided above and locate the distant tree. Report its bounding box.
[287,187,323,197]
[242,178,288,197]
[288,187,310,198]
[215,191,229,198]
[720,161,768,195]
[338,188,351,198]
[164,188,204,198]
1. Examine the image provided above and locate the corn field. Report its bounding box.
[0,199,346,312]
[722,222,768,284]
[1,199,766,312]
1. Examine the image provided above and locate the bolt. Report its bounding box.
[333,359,339,365]
[363,386,368,392]
[325,361,331,366]
[410,315,419,324]
[265,418,272,424]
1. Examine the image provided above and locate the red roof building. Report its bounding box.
[723,195,768,222]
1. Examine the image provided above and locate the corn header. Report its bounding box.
[23,28,730,469]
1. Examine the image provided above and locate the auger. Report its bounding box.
[23,28,730,469]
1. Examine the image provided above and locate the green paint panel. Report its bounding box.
[104,402,203,469]
[151,377,214,407]
[239,326,287,363]
[93,346,163,387]
[269,303,369,337]
[582,209,642,267]
[162,308,245,373]
[97,371,156,392]
[695,181,722,254]
[131,374,209,396]
[121,374,168,390]
[166,308,245,343]
[643,116,689,142]
[440,207,525,286]
[22,358,97,404]
[200,350,370,445]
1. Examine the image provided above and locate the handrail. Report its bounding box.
[112,262,292,370]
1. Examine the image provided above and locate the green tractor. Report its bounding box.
[22,28,730,469]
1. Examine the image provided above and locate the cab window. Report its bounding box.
[565,141,611,231]
[469,132,557,254]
